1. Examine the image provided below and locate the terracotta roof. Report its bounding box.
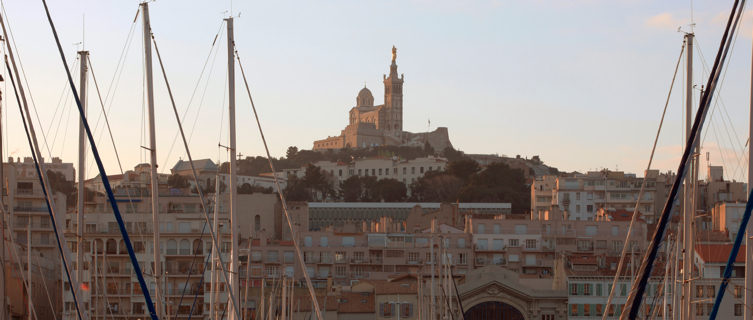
[370,280,417,295]
[337,292,375,313]
[695,244,745,264]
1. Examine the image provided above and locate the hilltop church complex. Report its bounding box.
[313,46,453,151]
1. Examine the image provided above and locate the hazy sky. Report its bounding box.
[1,0,752,180]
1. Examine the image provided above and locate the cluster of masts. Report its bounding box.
[3,1,753,320]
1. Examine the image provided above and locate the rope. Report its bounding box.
[0,0,53,159]
[39,0,160,318]
[150,32,241,319]
[624,0,745,317]
[601,39,685,320]
[234,46,324,320]
[160,20,225,169]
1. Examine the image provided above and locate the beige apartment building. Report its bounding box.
[531,170,674,223]
[2,157,70,319]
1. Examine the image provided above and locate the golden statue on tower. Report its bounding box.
[392,45,397,62]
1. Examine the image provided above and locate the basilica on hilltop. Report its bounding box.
[313,46,452,151]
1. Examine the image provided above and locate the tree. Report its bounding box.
[409,171,463,202]
[423,141,435,155]
[167,173,189,189]
[283,175,308,201]
[446,159,480,181]
[286,146,299,160]
[238,183,254,194]
[339,176,363,202]
[375,179,407,202]
[47,170,75,206]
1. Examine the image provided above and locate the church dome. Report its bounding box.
[356,86,374,107]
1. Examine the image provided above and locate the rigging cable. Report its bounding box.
[601,38,685,320]
[151,32,241,319]
[0,0,53,158]
[39,0,161,318]
[234,45,324,320]
[623,0,746,318]
[4,54,79,320]
[160,20,225,169]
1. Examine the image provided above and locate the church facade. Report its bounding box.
[313,47,452,151]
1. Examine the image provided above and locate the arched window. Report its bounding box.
[167,239,177,255]
[254,215,261,232]
[106,239,117,254]
[179,239,191,255]
[193,239,203,254]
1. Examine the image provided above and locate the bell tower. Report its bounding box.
[383,45,404,137]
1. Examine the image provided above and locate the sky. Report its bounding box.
[1,0,752,181]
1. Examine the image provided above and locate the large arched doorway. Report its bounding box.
[464,301,525,320]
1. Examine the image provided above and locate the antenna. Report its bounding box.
[82,13,85,50]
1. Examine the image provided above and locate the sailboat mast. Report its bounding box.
[210,176,219,319]
[745,19,753,320]
[26,224,30,320]
[140,3,164,318]
[0,55,6,320]
[682,31,694,320]
[226,15,240,320]
[430,220,435,320]
[76,49,88,312]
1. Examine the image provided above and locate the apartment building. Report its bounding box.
[531,170,674,223]
[1,157,70,319]
[283,156,448,186]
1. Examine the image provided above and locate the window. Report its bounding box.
[706,285,715,297]
[335,265,346,277]
[304,236,312,247]
[570,304,578,316]
[335,251,346,263]
[736,304,744,316]
[475,239,488,250]
[509,239,519,247]
[515,224,527,234]
[596,283,602,296]
[400,303,413,318]
[584,283,591,295]
[342,237,355,247]
[477,224,485,233]
[457,238,466,248]
[526,239,537,249]
[267,251,278,263]
[284,251,294,263]
[696,285,704,298]
[493,224,501,234]
[735,285,743,298]
[320,237,328,247]
[492,239,504,250]
[381,303,394,317]
[179,222,191,233]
